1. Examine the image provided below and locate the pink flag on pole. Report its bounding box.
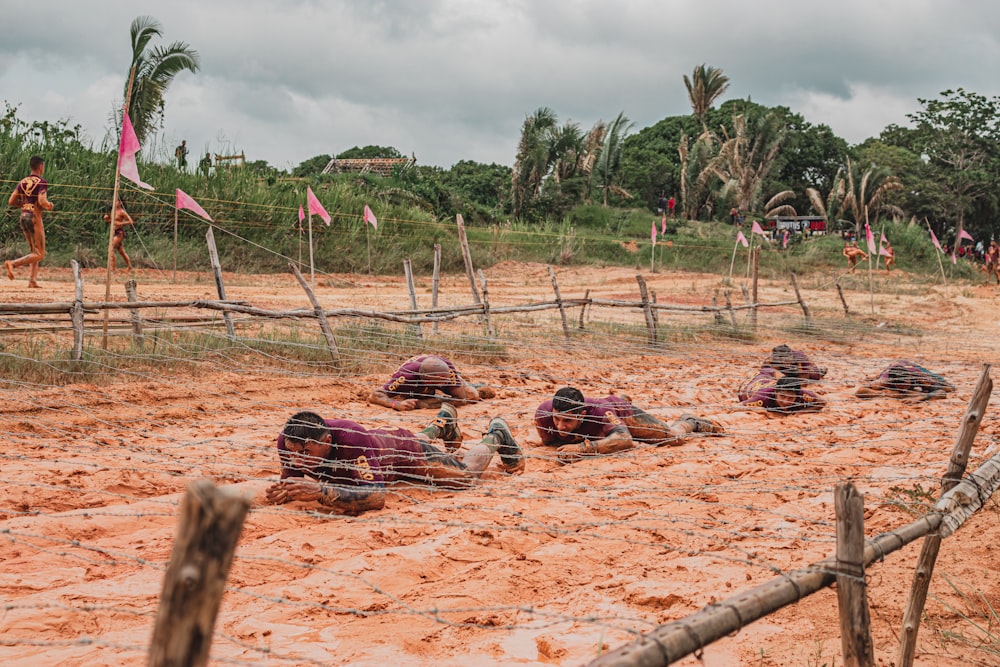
[951,253,957,264]
[651,221,657,244]
[782,230,789,249]
[865,222,876,254]
[118,109,153,190]
[879,246,891,257]
[175,189,213,221]
[958,228,974,242]
[363,204,378,229]
[879,232,888,247]
[751,220,768,238]
[660,214,666,234]
[930,227,943,252]
[736,230,749,248]
[306,186,331,225]
[298,204,304,231]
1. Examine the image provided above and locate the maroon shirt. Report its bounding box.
[277,418,428,486]
[876,361,950,393]
[380,355,461,398]
[534,395,632,445]
[738,366,820,412]
[15,175,48,212]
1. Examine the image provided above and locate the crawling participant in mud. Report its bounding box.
[368,354,495,411]
[534,386,724,463]
[738,365,826,414]
[855,361,956,403]
[766,344,826,382]
[266,407,523,514]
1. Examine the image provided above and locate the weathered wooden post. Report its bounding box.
[147,480,250,667]
[70,260,85,362]
[897,364,992,667]
[403,258,422,339]
[476,269,494,337]
[835,482,875,667]
[548,266,570,338]
[837,279,851,316]
[205,226,235,339]
[635,274,657,346]
[125,279,144,348]
[289,262,340,363]
[456,214,482,311]
[432,243,441,335]
[724,289,738,328]
[578,289,590,330]
[712,293,724,325]
[790,271,811,324]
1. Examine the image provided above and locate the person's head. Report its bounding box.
[550,386,587,434]
[771,376,804,413]
[281,411,333,468]
[29,156,44,175]
[885,364,924,391]
[181,139,186,146]
[417,356,454,387]
[769,344,794,371]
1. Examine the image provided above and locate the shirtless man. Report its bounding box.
[985,241,1000,284]
[843,240,867,273]
[738,365,826,414]
[533,386,724,463]
[6,156,53,288]
[103,197,135,271]
[882,241,896,272]
[855,361,955,403]
[369,354,494,411]
[265,406,523,514]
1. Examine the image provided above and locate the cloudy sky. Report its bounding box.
[2,1,999,171]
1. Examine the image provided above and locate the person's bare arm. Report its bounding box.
[8,189,21,207]
[557,428,633,463]
[114,208,134,229]
[266,479,386,514]
[368,389,418,411]
[442,383,480,407]
[37,191,52,211]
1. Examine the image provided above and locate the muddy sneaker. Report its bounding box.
[679,414,725,434]
[426,403,462,451]
[486,417,524,473]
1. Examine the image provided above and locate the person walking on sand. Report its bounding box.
[103,197,135,271]
[265,407,524,514]
[368,354,495,411]
[6,156,53,288]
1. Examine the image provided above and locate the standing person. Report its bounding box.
[368,354,494,411]
[985,241,1000,284]
[656,194,668,216]
[882,240,896,272]
[103,197,135,271]
[533,387,723,463]
[174,140,188,170]
[199,152,212,177]
[843,240,867,273]
[667,195,676,219]
[264,408,524,513]
[6,155,52,288]
[855,361,955,402]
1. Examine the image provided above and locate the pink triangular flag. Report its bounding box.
[660,214,666,235]
[958,228,974,242]
[930,227,942,252]
[298,204,304,231]
[306,186,331,225]
[736,230,749,248]
[782,230,789,249]
[751,220,768,238]
[651,221,657,244]
[363,204,378,229]
[879,232,888,246]
[864,222,876,254]
[879,246,891,257]
[118,109,153,190]
[175,189,212,221]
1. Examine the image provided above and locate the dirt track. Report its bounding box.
[1,261,999,666]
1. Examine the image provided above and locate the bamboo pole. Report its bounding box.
[549,266,570,338]
[750,247,760,330]
[403,258,422,338]
[172,206,178,283]
[205,226,235,339]
[289,262,340,362]
[147,480,250,667]
[125,279,143,348]
[432,243,441,335]
[635,274,657,346]
[476,269,494,337]
[835,483,875,667]
[70,260,84,362]
[897,364,992,667]
[790,271,811,323]
[307,210,315,289]
[456,215,482,309]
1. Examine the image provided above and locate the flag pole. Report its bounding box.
[745,232,754,279]
[865,207,874,315]
[103,66,135,350]
[728,239,738,283]
[650,233,655,273]
[173,205,178,283]
[366,223,372,274]
[307,210,315,289]
[927,219,948,289]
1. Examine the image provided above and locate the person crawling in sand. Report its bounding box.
[533,386,723,463]
[265,407,523,514]
[855,361,956,403]
[368,354,495,411]
[766,344,826,382]
[738,364,826,414]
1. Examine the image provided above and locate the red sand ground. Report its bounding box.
[1,261,999,666]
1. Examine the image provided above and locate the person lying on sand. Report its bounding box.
[766,344,826,382]
[855,361,956,403]
[534,386,724,464]
[368,354,495,411]
[265,407,523,514]
[738,365,826,414]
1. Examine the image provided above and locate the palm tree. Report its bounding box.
[840,157,903,236]
[683,64,730,134]
[703,111,788,214]
[511,107,558,218]
[805,167,846,226]
[125,15,201,145]
[594,112,634,206]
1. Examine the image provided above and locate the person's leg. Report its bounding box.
[413,418,523,488]
[419,403,462,451]
[625,407,723,447]
[26,220,44,287]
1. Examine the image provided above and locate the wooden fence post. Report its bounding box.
[147,480,250,667]
[125,279,144,348]
[70,260,85,362]
[403,258,422,339]
[750,247,760,330]
[289,262,341,363]
[476,269,494,337]
[897,364,992,667]
[712,293,724,325]
[724,289,738,328]
[456,214,483,310]
[205,226,235,339]
[432,243,441,335]
[578,288,590,330]
[837,279,851,316]
[635,274,657,346]
[790,271,811,323]
[836,482,875,667]
[548,266,570,338]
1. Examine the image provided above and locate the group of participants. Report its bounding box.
[843,240,895,273]
[266,349,956,515]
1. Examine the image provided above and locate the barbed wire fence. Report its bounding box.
[1,218,999,665]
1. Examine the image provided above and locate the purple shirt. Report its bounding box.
[876,360,950,393]
[380,355,461,398]
[738,366,820,412]
[790,350,824,381]
[15,175,47,212]
[277,418,428,486]
[534,395,633,445]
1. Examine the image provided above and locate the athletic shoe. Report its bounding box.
[678,414,725,434]
[432,403,462,451]
[486,417,524,473]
